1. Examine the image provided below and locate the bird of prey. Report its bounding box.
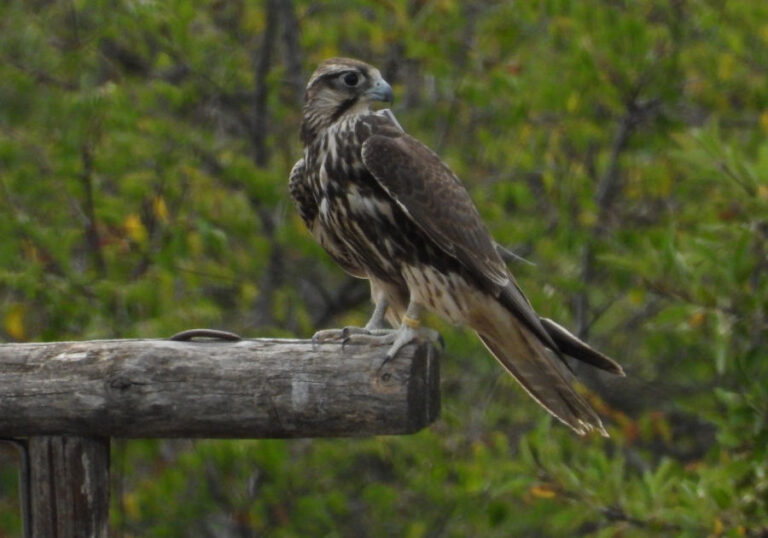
[290,58,624,435]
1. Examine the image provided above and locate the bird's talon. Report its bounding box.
[377,354,394,376]
[340,327,354,349]
[341,334,352,351]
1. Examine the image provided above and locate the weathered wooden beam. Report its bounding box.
[28,436,110,538]
[0,338,440,438]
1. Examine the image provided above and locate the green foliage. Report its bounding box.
[2,0,767,535]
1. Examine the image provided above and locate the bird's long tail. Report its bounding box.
[540,317,625,376]
[472,301,608,436]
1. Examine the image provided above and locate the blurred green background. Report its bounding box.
[1,0,767,536]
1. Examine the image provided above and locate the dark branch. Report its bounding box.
[79,143,106,276]
[251,0,280,167]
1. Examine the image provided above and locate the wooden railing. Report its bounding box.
[0,333,440,537]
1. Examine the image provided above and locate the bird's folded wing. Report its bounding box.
[361,128,558,348]
[362,132,509,289]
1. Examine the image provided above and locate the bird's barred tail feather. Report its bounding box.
[473,302,608,436]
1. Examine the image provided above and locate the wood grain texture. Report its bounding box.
[29,436,109,538]
[0,338,440,438]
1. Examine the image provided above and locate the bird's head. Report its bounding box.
[301,58,393,142]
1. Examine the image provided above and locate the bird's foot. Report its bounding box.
[377,322,444,373]
[311,326,396,348]
[311,322,442,353]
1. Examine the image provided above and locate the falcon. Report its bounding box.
[290,58,624,435]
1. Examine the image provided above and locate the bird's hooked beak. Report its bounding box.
[364,77,394,104]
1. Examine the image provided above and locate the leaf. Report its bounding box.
[3,304,25,341]
[530,484,557,499]
[123,214,148,244]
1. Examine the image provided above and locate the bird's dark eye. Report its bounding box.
[342,72,360,87]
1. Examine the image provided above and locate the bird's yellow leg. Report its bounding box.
[364,298,390,331]
[379,303,443,369]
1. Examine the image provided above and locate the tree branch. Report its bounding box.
[79,143,106,276]
[251,0,280,167]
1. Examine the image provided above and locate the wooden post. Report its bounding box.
[28,436,110,538]
[0,336,440,536]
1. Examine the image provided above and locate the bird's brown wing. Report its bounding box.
[362,132,508,287]
[361,129,555,347]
